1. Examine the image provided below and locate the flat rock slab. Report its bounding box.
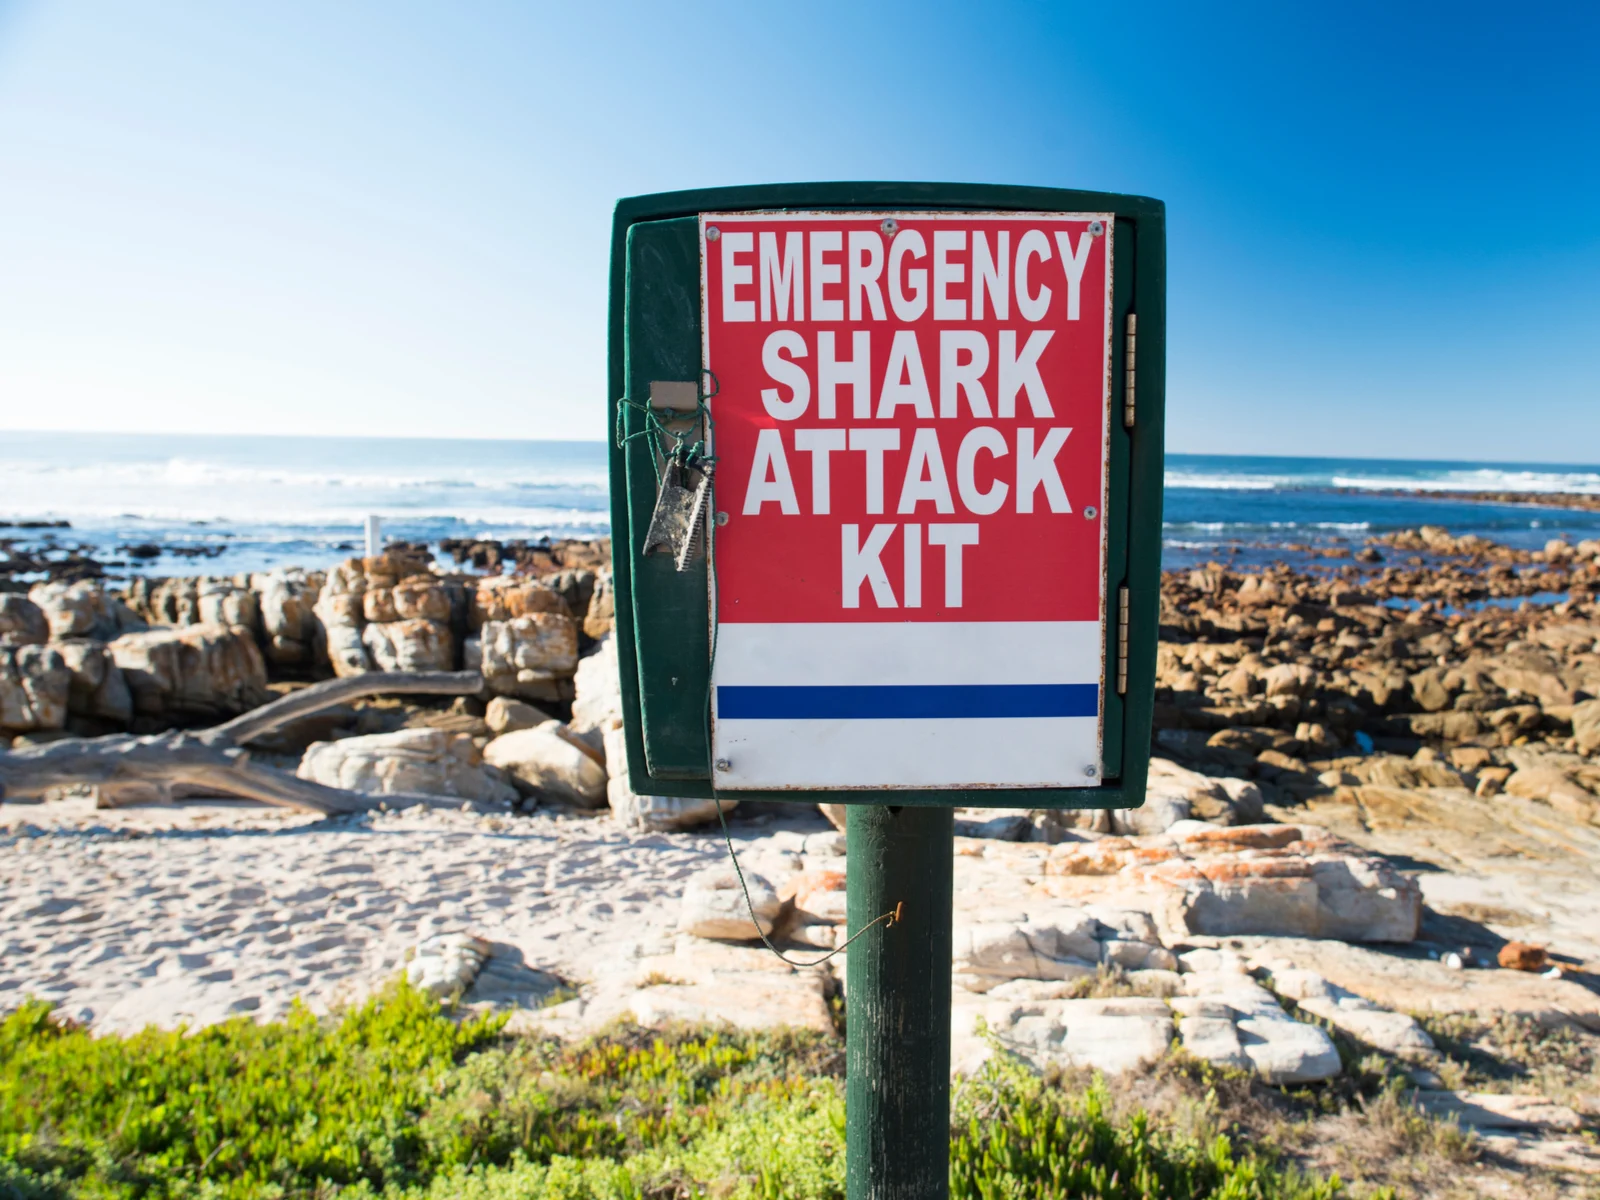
[1413,1091,1584,1132]
[1219,935,1600,1032]
[953,995,1174,1078]
[1043,822,1422,943]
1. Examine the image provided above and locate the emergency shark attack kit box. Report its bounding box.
[608,183,1164,810]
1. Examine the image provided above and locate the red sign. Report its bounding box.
[702,211,1112,625]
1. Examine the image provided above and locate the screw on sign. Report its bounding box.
[701,211,1115,791]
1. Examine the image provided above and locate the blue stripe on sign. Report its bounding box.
[716,684,1099,720]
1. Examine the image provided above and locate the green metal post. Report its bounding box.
[846,804,954,1200]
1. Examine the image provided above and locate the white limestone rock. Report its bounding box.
[406,933,492,999]
[954,809,1035,840]
[1237,1014,1344,1084]
[485,695,548,735]
[483,720,607,807]
[804,830,847,857]
[775,867,847,948]
[1170,997,1251,1070]
[1268,966,1435,1057]
[1306,855,1424,943]
[1179,968,1342,1083]
[678,866,784,941]
[570,635,622,737]
[298,727,518,805]
[1100,939,1179,972]
[474,613,579,702]
[610,782,732,833]
[601,722,732,832]
[952,910,1101,992]
[955,997,1174,1077]
[1114,758,1266,833]
[362,618,454,673]
[1045,824,1423,944]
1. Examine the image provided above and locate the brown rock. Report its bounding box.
[542,569,597,624]
[0,595,49,648]
[1263,663,1314,698]
[30,581,146,641]
[1235,575,1282,607]
[1572,698,1600,756]
[55,638,132,724]
[472,579,569,629]
[1409,711,1483,741]
[1207,726,1280,752]
[1489,663,1574,709]
[393,577,452,622]
[1217,663,1257,696]
[1175,824,1303,851]
[1448,746,1494,771]
[0,644,70,733]
[1497,942,1549,972]
[1294,721,1341,755]
[362,587,398,624]
[108,623,270,722]
[1257,748,1310,775]
[583,572,615,640]
[1488,705,1543,739]
[1409,668,1453,713]
[1476,765,1511,797]
[1504,765,1595,805]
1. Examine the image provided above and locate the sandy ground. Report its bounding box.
[0,796,831,1033]
[5,788,1599,1039]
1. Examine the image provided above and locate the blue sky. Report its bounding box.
[0,1,1595,457]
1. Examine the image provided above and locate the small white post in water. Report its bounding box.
[364,514,383,558]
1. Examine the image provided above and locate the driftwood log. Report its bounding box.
[0,671,483,815]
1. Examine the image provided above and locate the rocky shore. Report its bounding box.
[1154,525,1600,822]
[1335,489,1600,513]
[5,527,1600,1178]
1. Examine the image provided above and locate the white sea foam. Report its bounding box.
[1331,469,1600,495]
[0,456,608,494]
[1163,471,1293,491]
[1163,520,1372,532]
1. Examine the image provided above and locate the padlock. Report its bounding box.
[641,457,710,570]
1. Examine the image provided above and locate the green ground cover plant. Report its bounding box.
[1,984,1369,1199]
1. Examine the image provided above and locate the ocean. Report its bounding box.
[3,432,1599,578]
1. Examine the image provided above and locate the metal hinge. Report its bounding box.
[1123,314,1137,428]
[1116,585,1130,695]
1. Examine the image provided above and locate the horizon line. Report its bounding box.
[2,428,1599,473]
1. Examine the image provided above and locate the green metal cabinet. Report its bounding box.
[608,182,1164,810]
